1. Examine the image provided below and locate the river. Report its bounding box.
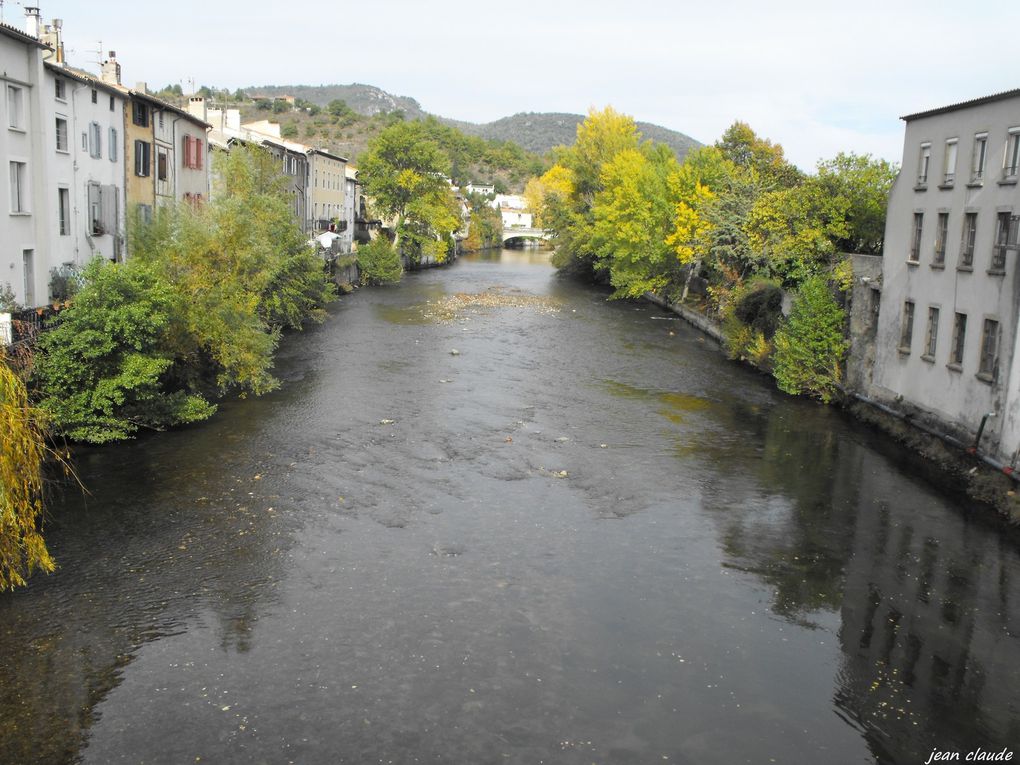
[2,249,1018,764]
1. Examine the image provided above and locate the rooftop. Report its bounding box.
[902,88,1020,121]
[0,20,47,47]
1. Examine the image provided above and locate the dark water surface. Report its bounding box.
[2,250,1019,764]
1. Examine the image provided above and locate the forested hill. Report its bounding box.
[444,112,701,159]
[245,84,701,158]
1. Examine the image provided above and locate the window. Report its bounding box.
[7,85,23,129]
[133,101,150,128]
[960,212,977,268]
[909,212,923,262]
[934,212,948,265]
[992,211,1011,271]
[109,95,115,112]
[22,250,34,307]
[55,117,68,152]
[978,319,1000,379]
[943,139,958,185]
[923,307,939,360]
[88,183,103,235]
[182,135,204,169]
[54,78,66,100]
[900,300,915,352]
[89,122,102,159]
[158,111,164,130]
[109,127,118,162]
[950,313,967,367]
[157,147,168,182]
[917,142,931,185]
[134,140,151,176]
[58,188,69,235]
[1005,129,1020,180]
[137,203,153,224]
[972,133,988,182]
[91,89,97,104]
[9,161,27,213]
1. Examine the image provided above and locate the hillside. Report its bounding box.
[245,84,701,159]
[447,112,701,159]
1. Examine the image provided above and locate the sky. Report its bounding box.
[19,0,1020,169]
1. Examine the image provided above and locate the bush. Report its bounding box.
[34,260,217,443]
[357,238,403,285]
[722,278,782,365]
[772,276,848,403]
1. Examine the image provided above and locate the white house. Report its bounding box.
[863,88,1020,462]
[465,182,494,197]
[0,19,50,308]
[46,62,128,265]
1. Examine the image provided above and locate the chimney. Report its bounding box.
[24,7,41,38]
[135,81,148,94]
[101,51,121,86]
[187,96,207,123]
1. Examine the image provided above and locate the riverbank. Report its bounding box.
[643,290,1020,524]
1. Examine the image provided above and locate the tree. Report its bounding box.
[545,106,642,275]
[358,121,460,264]
[34,259,217,443]
[814,153,897,254]
[0,351,56,590]
[772,276,848,403]
[591,143,680,298]
[35,144,334,444]
[357,238,403,285]
[716,121,802,189]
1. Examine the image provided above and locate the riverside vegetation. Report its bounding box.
[528,107,896,403]
[0,144,335,588]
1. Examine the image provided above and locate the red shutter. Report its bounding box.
[196,139,203,169]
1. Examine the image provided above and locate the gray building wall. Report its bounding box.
[871,92,1020,460]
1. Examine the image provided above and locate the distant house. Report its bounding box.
[307,148,348,233]
[98,55,210,226]
[500,208,533,229]
[466,182,495,197]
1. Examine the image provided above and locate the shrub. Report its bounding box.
[772,275,848,403]
[722,278,782,365]
[357,238,403,285]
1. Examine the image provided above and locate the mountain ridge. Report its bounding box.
[245,84,702,158]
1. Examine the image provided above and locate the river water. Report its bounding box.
[2,250,1019,764]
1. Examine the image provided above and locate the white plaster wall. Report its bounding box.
[873,95,1020,459]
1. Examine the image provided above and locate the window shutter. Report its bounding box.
[102,184,118,236]
[196,139,203,169]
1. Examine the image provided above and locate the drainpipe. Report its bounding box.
[970,411,997,453]
[852,393,1018,480]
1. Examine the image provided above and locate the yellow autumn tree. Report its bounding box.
[0,351,55,590]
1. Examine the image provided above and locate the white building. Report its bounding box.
[491,193,527,210]
[500,207,533,229]
[865,88,1020,462]
[46,62,128,264]
[0,19,50,308]
[465,182,494,197]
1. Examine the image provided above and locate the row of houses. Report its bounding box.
[849,88,1020,467]
[1,7,364,312]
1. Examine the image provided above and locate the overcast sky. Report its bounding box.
[21,0,1020,169]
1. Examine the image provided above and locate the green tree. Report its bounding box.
[547,106,642,276]
[814,152,897,254]
[36,144,334,444]
[591,143,680,298]
[716,121,802,189]
[0,351,56,589]
[772,276,848,403]
[358,121,460,265]
[34,259,216,443]
[357,238,403,285]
